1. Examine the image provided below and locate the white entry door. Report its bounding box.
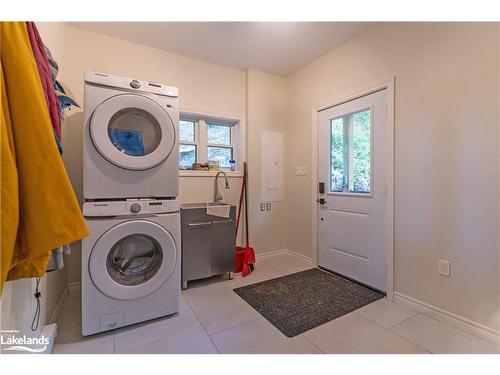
[318,89,387,292]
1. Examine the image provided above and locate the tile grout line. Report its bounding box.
[388,332,433,354]
[388,312,499,353]
[353,311,433,354]
[208,316,264,338]
[183,293,221,354]
[385,311,420,330]
[299,333,326,354]
[184,263,307,348]
[399,309,500,347]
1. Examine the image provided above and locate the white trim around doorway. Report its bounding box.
[310,77,395,300]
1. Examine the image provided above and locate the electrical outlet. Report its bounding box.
[266,202,272,211]
[295,166,307,176]
[260,203,266,211]
[438,259,451,277]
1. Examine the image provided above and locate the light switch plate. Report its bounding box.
[266,202,272,211]
[295,166,307,176]
[260,203,266,211]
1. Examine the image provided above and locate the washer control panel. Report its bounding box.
[129,203,142,213]
[83,199,179,217]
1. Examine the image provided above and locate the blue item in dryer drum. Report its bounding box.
[109,129,145,156]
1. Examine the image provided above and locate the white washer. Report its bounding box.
[84,71,179,200]
[81,199,180,336]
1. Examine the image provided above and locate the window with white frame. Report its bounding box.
[179,115,239,170]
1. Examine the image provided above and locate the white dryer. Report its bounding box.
[81,199,180,336]
[84,71,179,200]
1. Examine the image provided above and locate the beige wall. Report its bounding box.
[246,69,288,252]
[286,22,500,330]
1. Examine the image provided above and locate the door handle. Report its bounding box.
[188,221,213,227]
[317,198,326,205]
[211,220,233,225]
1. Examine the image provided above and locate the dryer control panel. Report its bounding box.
[85,71,178,98]
[83,199,180,217]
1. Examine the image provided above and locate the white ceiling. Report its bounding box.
[69,22,372,76]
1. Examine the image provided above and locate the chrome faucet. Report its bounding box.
[214,171,230,204]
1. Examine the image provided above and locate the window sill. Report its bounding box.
[179,170,243,178]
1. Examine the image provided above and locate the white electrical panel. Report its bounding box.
[261,131,283,202]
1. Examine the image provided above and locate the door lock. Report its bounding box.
[318,182,325,194]
[317,198,326,205]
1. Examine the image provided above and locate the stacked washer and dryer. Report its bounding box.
[81,72,181,336]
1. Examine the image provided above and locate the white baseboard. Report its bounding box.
[40,323,57,354]
[68,281,81,296]
[394,292,500,345]
[256,249,313,262]
[48,284,69,325]
[255,249,289,258]
[285,249,313,262]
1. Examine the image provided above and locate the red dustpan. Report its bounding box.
[241,162,255,277]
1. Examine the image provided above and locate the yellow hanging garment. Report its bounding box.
[1,22,89,292]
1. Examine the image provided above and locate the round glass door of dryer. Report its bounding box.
[89,220,177,300]
[90,94,176,170]
[108,108,162,156]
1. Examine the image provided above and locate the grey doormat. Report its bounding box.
[233,268,384,337]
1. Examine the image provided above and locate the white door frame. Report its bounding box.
[311,77,395,300]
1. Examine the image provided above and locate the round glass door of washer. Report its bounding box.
[106,234,163,286]
[90,94,175,170]
[89,220,177,300]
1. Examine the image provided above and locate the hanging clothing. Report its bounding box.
[0,22,89,292]
[44,45,59,83]
[26,22,62,141]
[54,80,80,124]
[32,27,78,268]
[46,244,71,272]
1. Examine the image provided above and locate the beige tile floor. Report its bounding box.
[53,252,499,354]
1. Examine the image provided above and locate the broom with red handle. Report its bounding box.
[241,162,255,276]
[234,164,246,273]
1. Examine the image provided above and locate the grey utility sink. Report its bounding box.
[180,203,236,289]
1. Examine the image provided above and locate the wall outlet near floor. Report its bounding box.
[295,166,307,176]
[260,203,266,211]
[266,202,272,211]
[438,259,451,277]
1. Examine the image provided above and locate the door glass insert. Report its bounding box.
[108,108,162,156]
[106,234,163,286]
[330,117,345,192]
[330,108,371,193]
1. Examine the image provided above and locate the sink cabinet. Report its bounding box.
[180,204,236,288]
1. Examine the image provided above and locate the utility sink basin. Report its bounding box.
[181,202,231,209]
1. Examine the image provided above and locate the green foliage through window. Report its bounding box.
[330,118,344,192]
[330,108,371,193]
